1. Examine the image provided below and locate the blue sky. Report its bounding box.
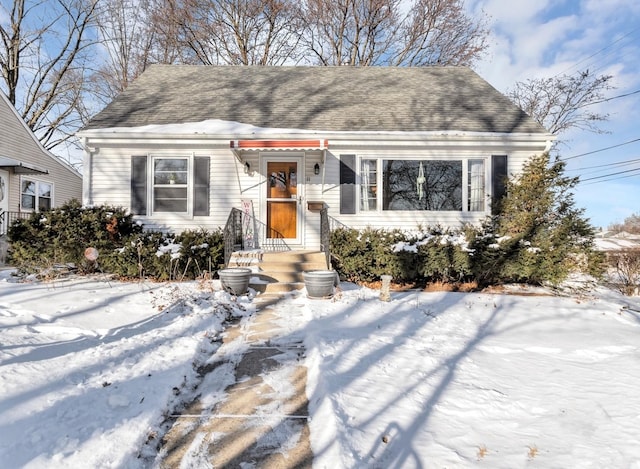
[469,0,640,229]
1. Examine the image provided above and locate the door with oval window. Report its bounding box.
[265,159,302,244]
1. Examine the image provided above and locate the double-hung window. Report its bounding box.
[21,178,52,211]
[131,155,210,216]
[360,159,378,211]
[153,157,188,213]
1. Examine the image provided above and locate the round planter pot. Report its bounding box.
[303,270,337,298]
[218,268,252,295]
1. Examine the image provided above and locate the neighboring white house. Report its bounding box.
[78,65,553,251]
[0,91,83,238]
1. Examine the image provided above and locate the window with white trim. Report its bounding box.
[360,159,378,211]
[21,179,52,211]
[468,159,485,211]
[357,158,486,212]
[153,157,188,213]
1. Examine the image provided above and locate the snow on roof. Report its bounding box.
[81,118,549,140]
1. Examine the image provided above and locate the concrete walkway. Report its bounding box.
[157,296,313,468]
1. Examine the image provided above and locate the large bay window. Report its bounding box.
[358,158,486,212]
[21,179,52,211]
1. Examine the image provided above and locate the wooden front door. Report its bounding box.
[266,160,300,241]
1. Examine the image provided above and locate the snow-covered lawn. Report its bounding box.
[1,271,639,468]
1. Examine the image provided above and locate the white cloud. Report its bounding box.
[473,0,553,26]
[583,0,640,18]
[468,0,640,228]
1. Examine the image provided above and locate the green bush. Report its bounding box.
[467,153,604,287]
[330,226,473,285]
[100,229,224,281]
[174,228,225,279]
[100,231,172,280]
[8,202,225,281]
[415,228,473,283]
[8,200,142,274]
[330,227,415,283]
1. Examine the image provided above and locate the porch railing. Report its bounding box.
[223,208,244,266]
[223,206,341,269]
[223,208,291,266]
[320,208,330,269]
[0,211,32,237]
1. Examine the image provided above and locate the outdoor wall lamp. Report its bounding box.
[244,161,251,174]
[314,163,320,175]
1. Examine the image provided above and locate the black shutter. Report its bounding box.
[193,156,210,216]
[131,156,147,215]
[491,155,508,215]
[340,154,356,214]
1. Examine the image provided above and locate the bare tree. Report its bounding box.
[298,0,397,66]
[162,0,302,65]
[609,213,640,234]
[146,0,192,64]
[391,0,488,66]
[298,0,488,66]
[92,0,162,104]
[0,0,99,150]
[508,70,614,136]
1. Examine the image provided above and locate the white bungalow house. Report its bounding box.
[0,91,82,239]
[78,66,553,255]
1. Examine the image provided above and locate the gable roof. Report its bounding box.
[83,65,547,134]
[0,91,81,178]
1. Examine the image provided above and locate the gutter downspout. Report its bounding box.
[321,149,326,194]
[82,138,95,207]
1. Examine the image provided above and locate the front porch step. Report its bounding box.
[228,249,329,294]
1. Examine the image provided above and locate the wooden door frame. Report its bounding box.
[260,154,304,246]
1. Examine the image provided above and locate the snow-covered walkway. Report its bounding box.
[1,272,640,467]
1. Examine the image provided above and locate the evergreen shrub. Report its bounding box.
[414,227,473,283]
[330,227,416,283]
[8,200,142,273]
[8,202,225,281]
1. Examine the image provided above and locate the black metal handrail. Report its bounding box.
[222,207,291,266]
[320,207,330,269]
[223,208,243,266]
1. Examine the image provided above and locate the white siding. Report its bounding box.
[82,132,551,247]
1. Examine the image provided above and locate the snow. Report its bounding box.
[83,118,526,139]
[594,237,640,251]
[1,270,640,468]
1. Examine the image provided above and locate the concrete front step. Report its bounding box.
[234,249,328,294]
[252,271,305,283]
[250,281,305,294]
[260,250,327,265]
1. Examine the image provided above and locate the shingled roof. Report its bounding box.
[84,65,547,134]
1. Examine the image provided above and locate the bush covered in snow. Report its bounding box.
[8,202,224,280]
[8,200,142,273]
[330,226,473,285]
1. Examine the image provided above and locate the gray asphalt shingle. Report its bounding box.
[84,65,547,134]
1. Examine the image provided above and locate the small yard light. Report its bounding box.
[380,275,392,301]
